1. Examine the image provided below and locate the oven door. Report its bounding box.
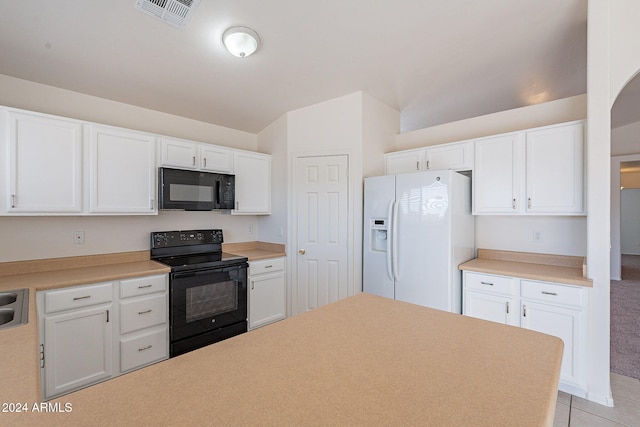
[170,264,247,343]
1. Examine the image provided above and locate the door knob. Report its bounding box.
[299,249,306,255]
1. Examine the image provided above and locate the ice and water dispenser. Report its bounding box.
[369,218,388,252]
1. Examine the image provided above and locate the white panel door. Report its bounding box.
[296,155,349,313]
[7,112,83,213]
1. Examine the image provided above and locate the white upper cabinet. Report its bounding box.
[473,120,585,215]
[88,125,157,214]
[5,111,83,213]
[384,149,423,175]
[525,122,584,214]
[473,132,523,214]
[425,140,474,171]
[160,137,234,173]
[200,145,233,173]
[160,137,198,169]
[233,151,271,214]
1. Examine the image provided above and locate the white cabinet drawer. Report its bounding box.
[250,257,285,275]
[464,272,516,296]
[120,294,167,334]
[45,282,113,314]
[120,274,167,299]
[521,280,584,307]
[120,328,168,372]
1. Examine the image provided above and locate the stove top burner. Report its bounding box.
[150,229,247,272]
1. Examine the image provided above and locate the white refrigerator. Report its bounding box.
[363,170,474,313]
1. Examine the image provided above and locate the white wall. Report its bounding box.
[257,115,288,245]
[476,216,587,256]
[395,94,587,150]
[0,212,257,262]
[621,189,640,255]
[611,121,640,156]
[362,92,400,178]
[0,74,261,262]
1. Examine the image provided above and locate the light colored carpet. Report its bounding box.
[610,254,640,380]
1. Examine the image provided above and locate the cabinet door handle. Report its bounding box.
[251,281,255,290]
[138,345,152,352]
[480,281,494,286]
[426,160,430,170]
[73,295,91,301]
[150,199,154,210]
[235,202,239,210]
[506,302,510,314]
[192,156,196,166]
[204,158,207,168]
[512,198,516,209]
[106,309,110,323]
[523,305,527,317]
[528,198,532,209]
[11,194,16,208]
[541,291,558,296]
[138,309,152,315]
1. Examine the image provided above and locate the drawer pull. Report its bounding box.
[138,284,153,289]
[138,309,152,315]
[541,291,558,296]
[264,265,273,268]
[480,281,494,286]
[138,345,152,352]
[73,295,91,301]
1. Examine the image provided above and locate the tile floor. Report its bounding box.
[554,373,640,426]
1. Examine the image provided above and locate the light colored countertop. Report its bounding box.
[1,293,562,426]
[459,249,593,287]
[0,251,170,407]
[223,241,286,261]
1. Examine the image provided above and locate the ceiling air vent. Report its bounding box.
[135,0,201,30]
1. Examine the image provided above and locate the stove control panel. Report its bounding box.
[151,229,223,248]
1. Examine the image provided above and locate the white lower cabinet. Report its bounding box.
[38,274,169,400]
[463,271,588,397]
[248,257,286,330]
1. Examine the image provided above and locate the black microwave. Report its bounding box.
[158,167,235,211]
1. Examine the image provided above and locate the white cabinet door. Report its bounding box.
[201,145,233,173]
[464,291,517,326]
[6,111,83,213]
[521,300,583,389]
[384,149,424,175]
[160,137,198,169]
[43,304,113,399]
[88,125,157,214]
[526,122,584,214]
[473,133,523,214]
[425,141,473,171]
[233,151,271,214]
[249,259,286,330]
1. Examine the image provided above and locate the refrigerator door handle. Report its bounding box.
[392,200,400,282]
[385,200,394,281]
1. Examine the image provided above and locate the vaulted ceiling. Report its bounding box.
[0,1,589,134]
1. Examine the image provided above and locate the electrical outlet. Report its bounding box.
[533,230,543,242]
[73,231,85,244]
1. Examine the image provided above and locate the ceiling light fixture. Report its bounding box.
[222,26,260,58]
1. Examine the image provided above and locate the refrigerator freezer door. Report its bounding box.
[363,175,395,299]
[394,171,452,310]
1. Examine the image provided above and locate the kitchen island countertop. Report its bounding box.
[2,293,562,426]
